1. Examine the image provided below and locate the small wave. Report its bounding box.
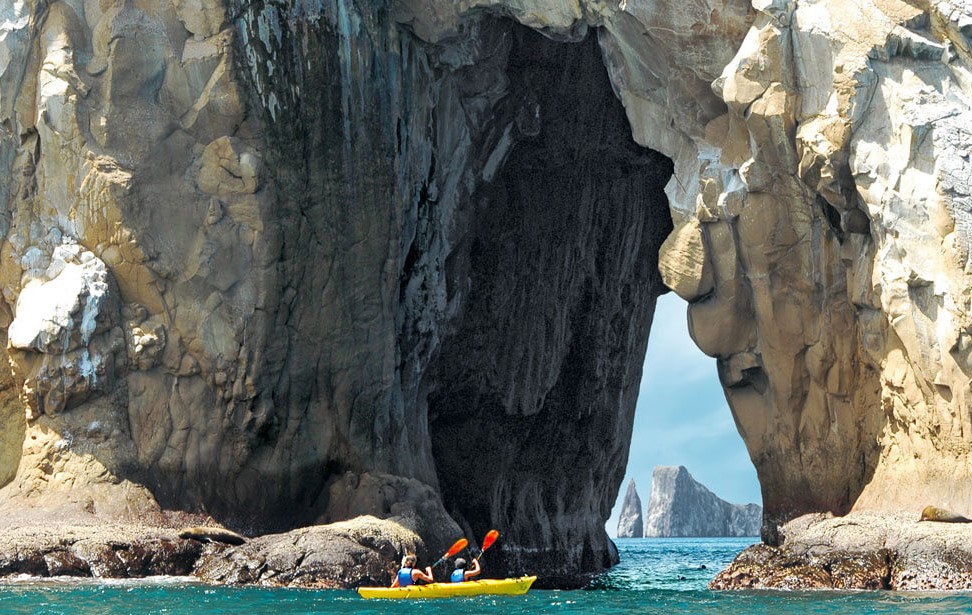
[0,575,200,588]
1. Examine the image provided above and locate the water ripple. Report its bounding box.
[1,539,971,614]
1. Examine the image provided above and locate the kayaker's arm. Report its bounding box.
[413,566,435,584]
[413,566,434,583]
[390,576,400,588]
[464,558,482,580]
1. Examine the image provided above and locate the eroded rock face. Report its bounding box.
[0,0,279,526]
[648,0,972,535]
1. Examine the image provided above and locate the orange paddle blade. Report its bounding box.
[444,538,468,558]
[482,530,499,551]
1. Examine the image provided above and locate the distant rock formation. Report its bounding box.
[617,480,644,538]
[644,466,761,537]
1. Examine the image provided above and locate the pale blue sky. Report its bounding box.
[605,293,762,537]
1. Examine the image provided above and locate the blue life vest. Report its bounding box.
[397,567,414,586]
[451,568,466,583]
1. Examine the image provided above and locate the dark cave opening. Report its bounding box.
[425,20,675,585]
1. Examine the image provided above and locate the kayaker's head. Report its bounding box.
[403,554,417,568]
[454,558,467,570]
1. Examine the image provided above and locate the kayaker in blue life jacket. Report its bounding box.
[390,554,434,587]
[450,557,481,582]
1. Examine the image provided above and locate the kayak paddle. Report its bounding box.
[431,538,468,567]
[474,529,499,562]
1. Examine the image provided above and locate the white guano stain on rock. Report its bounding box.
[9,242,109,354]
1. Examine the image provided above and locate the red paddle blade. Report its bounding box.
[481,530,499,551]
[444,538,468,558]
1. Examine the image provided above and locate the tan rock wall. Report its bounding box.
[0,0,271,523]
[0,0,455,531]
[0,371,22,488]
[686,0,972,528]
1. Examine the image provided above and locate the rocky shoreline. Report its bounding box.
[0,525,204,580]
[0,515,422,589]
[712,512,972,591]
[6,511,972,591]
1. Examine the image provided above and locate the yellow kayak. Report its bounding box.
[357,576,537,599]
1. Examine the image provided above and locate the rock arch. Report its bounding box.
[0,0,970,586]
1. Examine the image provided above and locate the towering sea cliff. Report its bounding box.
[0,0,671,584]
[0,0,971,587]
[644,466,761,537]
[617,479,644,538]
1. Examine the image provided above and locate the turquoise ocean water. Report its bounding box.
[2,537,971,614]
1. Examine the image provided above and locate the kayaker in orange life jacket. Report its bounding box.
[390,554,434,587]
[450,557,481,582]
